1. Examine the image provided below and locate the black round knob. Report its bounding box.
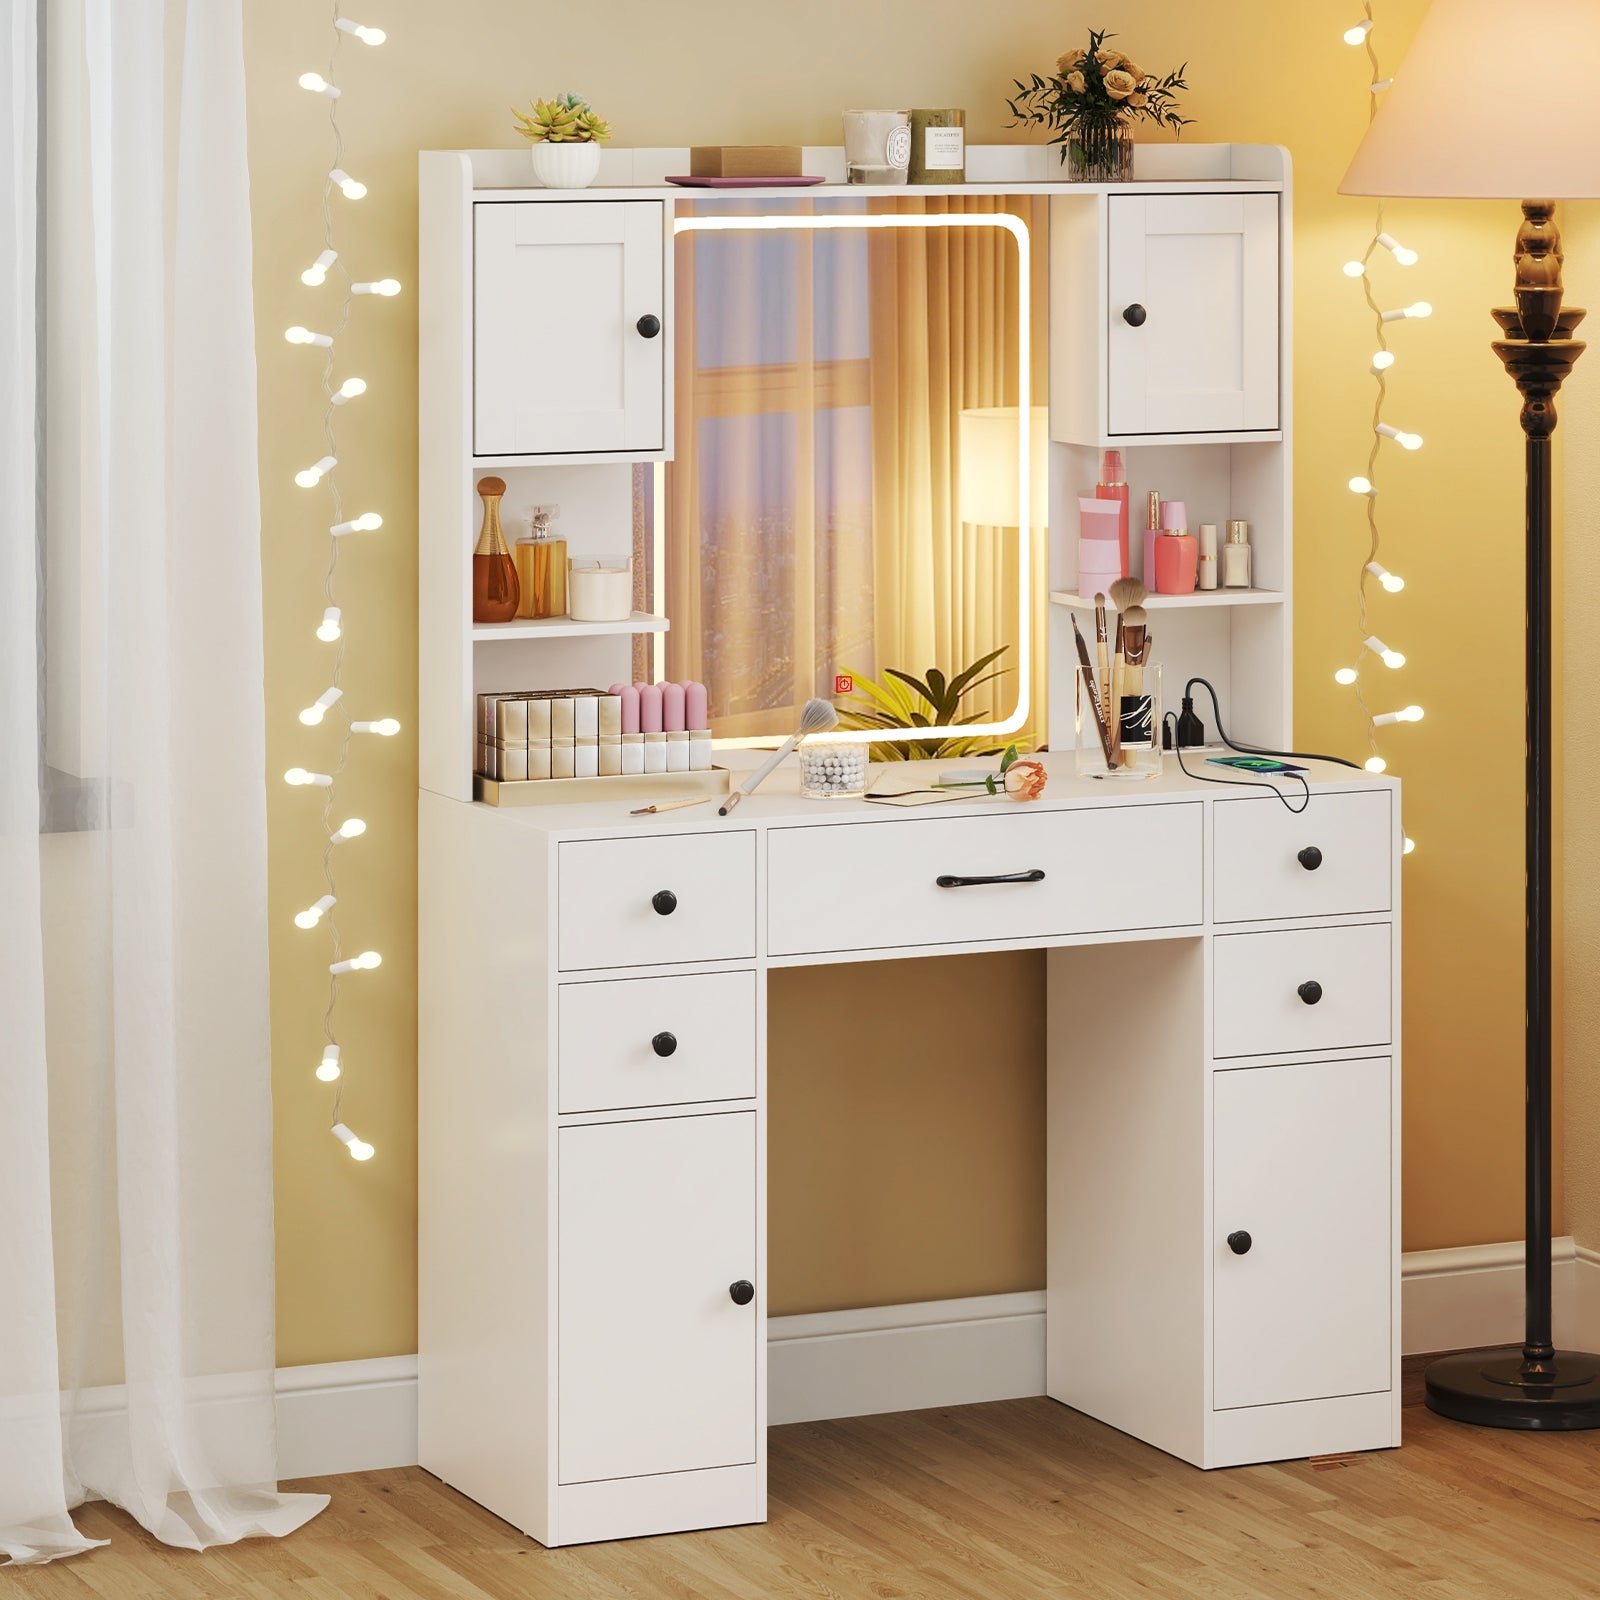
[1297,845,1323,872]
[1122,303,1147,327]
[1227,1230,1253,1256]
[652,889,677,916]
[636,313,662,338]
[651,1031,677,1058]
[728,1279,755,1306]
[1298,980,1323,1006]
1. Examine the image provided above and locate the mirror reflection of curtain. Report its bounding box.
[869,195,1049,730]
[666,196,1048,742]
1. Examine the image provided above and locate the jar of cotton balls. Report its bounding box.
[797,737,870,799]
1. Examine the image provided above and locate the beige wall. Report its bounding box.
[247,0,1546,1366]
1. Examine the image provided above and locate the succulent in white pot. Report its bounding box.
[512,93,613,189]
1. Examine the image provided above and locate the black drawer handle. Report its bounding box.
[636,313,662,338]
[1298,980,1323,1006]
[1227,1230,1252,1255]
[652,889,677,916]
[728,1279,755,1306]
[651,1031,677,1058]
[1122,303,1147,327]
[935,869,1046,889]
[1297,845,1323,871]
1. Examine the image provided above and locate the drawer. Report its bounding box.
[767,803,1202,957]
[1213,924,1391,1059]
[1213,790,1392,923]
[559,972,757,1113]
[558,832,756,971]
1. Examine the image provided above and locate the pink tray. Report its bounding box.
[665,174,827,188]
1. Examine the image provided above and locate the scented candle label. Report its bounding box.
[924,126,964,169]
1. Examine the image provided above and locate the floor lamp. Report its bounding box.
[1342,0,1600,1427]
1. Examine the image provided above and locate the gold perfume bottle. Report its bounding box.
[514,506,568,619]
[472,476,519,624]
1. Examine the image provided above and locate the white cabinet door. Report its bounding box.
[474,200,665,456]
[558,1112,758,1485]
[1213,1058,1392,1411]
[1107,193,1279,436]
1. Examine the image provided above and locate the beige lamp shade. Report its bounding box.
[1341,0,1600,198]
[957,405,1048,527]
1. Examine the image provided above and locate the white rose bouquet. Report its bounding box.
[1007,28,1191,181]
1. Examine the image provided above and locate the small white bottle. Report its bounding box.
[1197,523,1219,591]
[1221,519,1252,589]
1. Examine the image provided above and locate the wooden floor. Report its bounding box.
[11,1362,1600,1599]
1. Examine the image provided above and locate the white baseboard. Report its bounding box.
[272,1243,1600,1480]
[767,1291,1046,1426]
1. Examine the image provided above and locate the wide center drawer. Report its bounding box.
[1213,923,1392,1058]
[1213,789,1392,923]
[559,972,757,1114]
[767,803,1203,957]
[558,832,756,971]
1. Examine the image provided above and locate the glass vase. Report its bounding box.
[1066,122,1133,184]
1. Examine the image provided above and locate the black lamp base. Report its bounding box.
[1425,1347,1600,1430]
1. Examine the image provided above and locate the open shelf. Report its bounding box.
[1050,589,1285,612]
[472,612,670,642]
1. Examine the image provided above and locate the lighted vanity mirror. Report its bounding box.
[645,195,1046,752]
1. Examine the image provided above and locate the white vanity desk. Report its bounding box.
[418,754,1402,1547]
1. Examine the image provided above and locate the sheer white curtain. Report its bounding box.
[0,0,325,1565]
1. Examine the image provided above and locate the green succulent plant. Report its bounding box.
[836,647,1030,762]
[512,92,613,144]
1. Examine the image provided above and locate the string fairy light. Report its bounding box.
[283,4,400,1162]
[1340,4,1423,852]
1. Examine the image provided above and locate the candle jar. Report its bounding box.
[567,556,633,622]
[797,738,870,799]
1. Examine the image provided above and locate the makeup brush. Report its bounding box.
[1071,614,1114,768]
[719,696,839,815]
[1107,575,1148,618]
[1119,605,1150,765]
[1093,594,1111,729]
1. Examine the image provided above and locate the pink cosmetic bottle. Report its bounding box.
[1095,449,1130,577]
[1153,499,1198,595]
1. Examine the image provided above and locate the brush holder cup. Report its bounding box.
[1075,659,1162,780]
[797,738,870,799]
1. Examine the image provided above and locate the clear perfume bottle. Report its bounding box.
[472,476,520,624]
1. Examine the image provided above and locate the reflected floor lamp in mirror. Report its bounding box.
[1343,0,1600,1426]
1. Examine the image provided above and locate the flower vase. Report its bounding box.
[1066,123,1133,183]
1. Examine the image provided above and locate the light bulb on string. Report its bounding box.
[296,454,337,487]
[331,378,367,406]
[1381,301,1432,322]
[1373,704,1424,726]
[1349,476,1376,496]
[1364,635,1405,669]
[299,687,344,726]
[317,606,342,641]
[285,325,334,348]
[331,512,383,536]
[284,767,333,787]
[317,1045,342,1082]
[1376,231,1418,266]
[1403,837,1416,855]
[295,894,337,930]
[334,17,386,44]
[1376,423,1423,450]
[330,951,382,975]
[1344,17,1374,44]
[329,167,367,199]
[352,279,401,297]
[298,71,340,98]
[301,249,338,286]
[352,718,401,736]
[1366,561,1405,592]
[1365,755,1388,773]
[330,817,367,843]
[1371,350,1396,374]
[1335,667,1360,686]
[1343,259,1366,278]
[331,1121,375,1160]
